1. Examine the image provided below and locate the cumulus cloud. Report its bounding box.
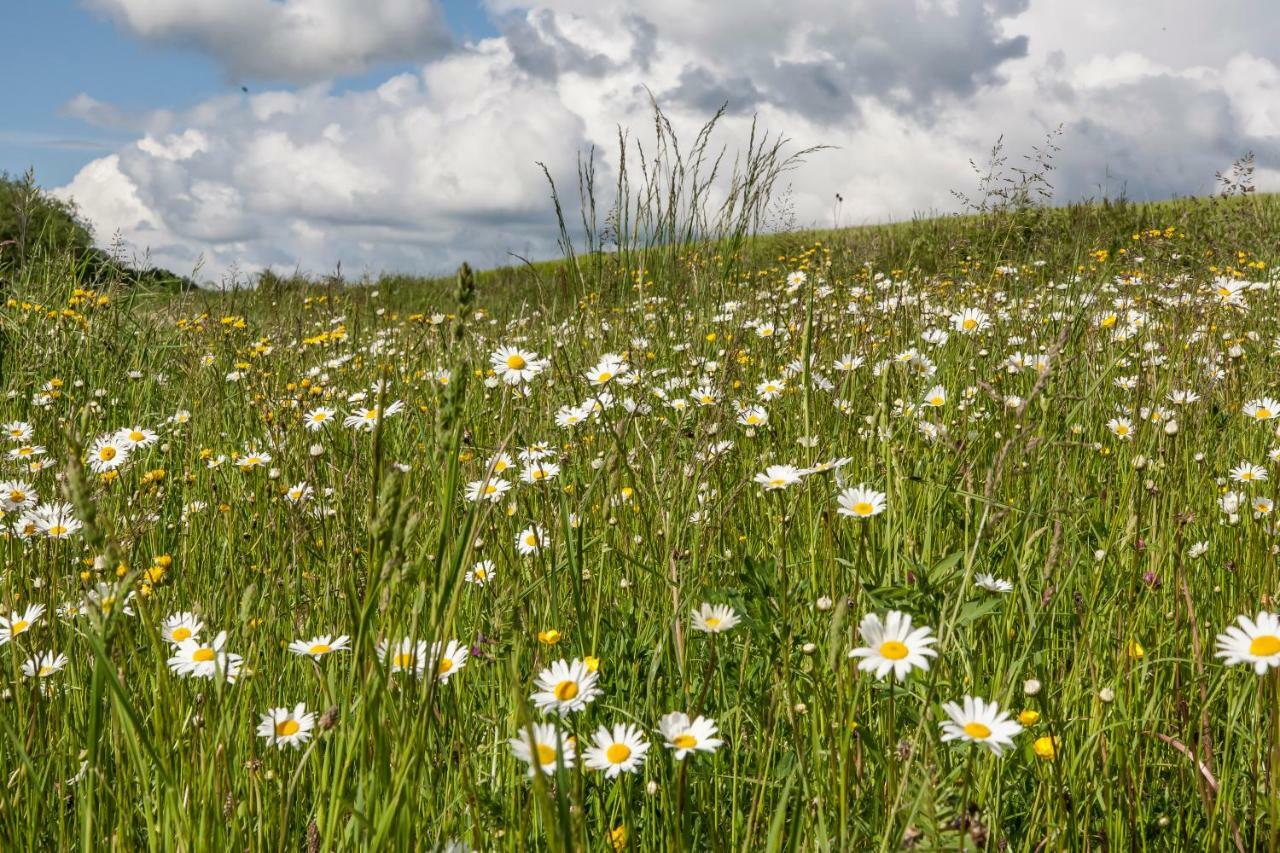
[59,42,591,278]
[86,0,454,82]
[56,0,1280,282]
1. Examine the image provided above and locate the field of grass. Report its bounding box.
[2,188,1280,850]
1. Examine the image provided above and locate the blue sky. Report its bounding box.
[8,0,1278,280]
[1,0,499,186]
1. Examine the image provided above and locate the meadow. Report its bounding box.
[2,148,1280,850]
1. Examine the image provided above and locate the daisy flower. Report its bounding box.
[431,640,469,683]
[35,503,82,539]
[757,379,786,401]
[836,485,887,519]
[3,421,33,442]
[1243,397,1279,421]
[1230,462,1268,483]
[168,631,242,683]
[87,435,131,473]
[939,696,1023,755]
[848,611,938,681]
[658,712,723,760]
[303,407,336,431]
[516,525,548,556]
[284,482,313,504]
[491,346,544,385]
[21,651,68,679]
[115,426,159,449]
[1216,612,1280,674]
[975,574,1013,594]
[237,449,272,470]
[521,461,560,484]
[585,354,628,386]
[754,464,804,491]
[377,638,428,676]
[288,634,351,660]
[160,612,204,644]
[465,477,511,503]
[950,307,991,333]
[532,658,601,715]
[1106,417,1134,439]
[0,604,45,644]
[691,603,741,634]
[584,723,650,778]
[465,560,495,586]
[256,704,317,749]
[737,406,769,427]
[0,480,38,512]
[509,722,575,776]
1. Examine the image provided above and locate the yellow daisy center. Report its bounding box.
[1114,425,1129,435]
[129,431,144,441]
[309,643,331,655]
[99,446,116,461]
[962,318,977,330]
[536,743,557,765]
[597,372,613,382]
[171,627,192,642]
[192,648,216,662]
[673,734,697,749]
[705,617,721,629]
[963,722,992,739]
[554,680,579,701]
[11,620,29,634]
[393,652,415,670]
[1250,635,1280,657]
[853,502,874,516]
[506,354,527,370]
[438,657,453,675]
[275,719,300,738]
[1258,408,1273,419]
[879,640,908,660]
[9,490,25,503]
[606,743,632,764]
[38,665,53,677]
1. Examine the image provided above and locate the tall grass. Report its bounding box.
[0,135,1278,850]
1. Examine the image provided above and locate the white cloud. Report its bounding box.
[57,0,1280,282]
[86,0,453,82]
[59,41,591,278]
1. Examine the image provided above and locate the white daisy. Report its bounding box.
[584,723,650,778]
[658,712,723,760]
[847,611,938,681]
[531,658,601,715]
[939,696,1023,755]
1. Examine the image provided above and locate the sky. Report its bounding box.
[3,0,1278,283]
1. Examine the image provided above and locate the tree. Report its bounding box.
[0,168,93,271]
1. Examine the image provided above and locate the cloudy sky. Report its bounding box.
[4,0,1278,281]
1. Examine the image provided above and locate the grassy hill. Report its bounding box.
[0,187,1278,848]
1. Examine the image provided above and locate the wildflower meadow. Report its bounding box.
[3,136,1280,850]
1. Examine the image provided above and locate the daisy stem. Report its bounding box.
[1271,669,1280,853]
[959,746,975,853]
[886,680,897,809]
[692,635,716,717]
